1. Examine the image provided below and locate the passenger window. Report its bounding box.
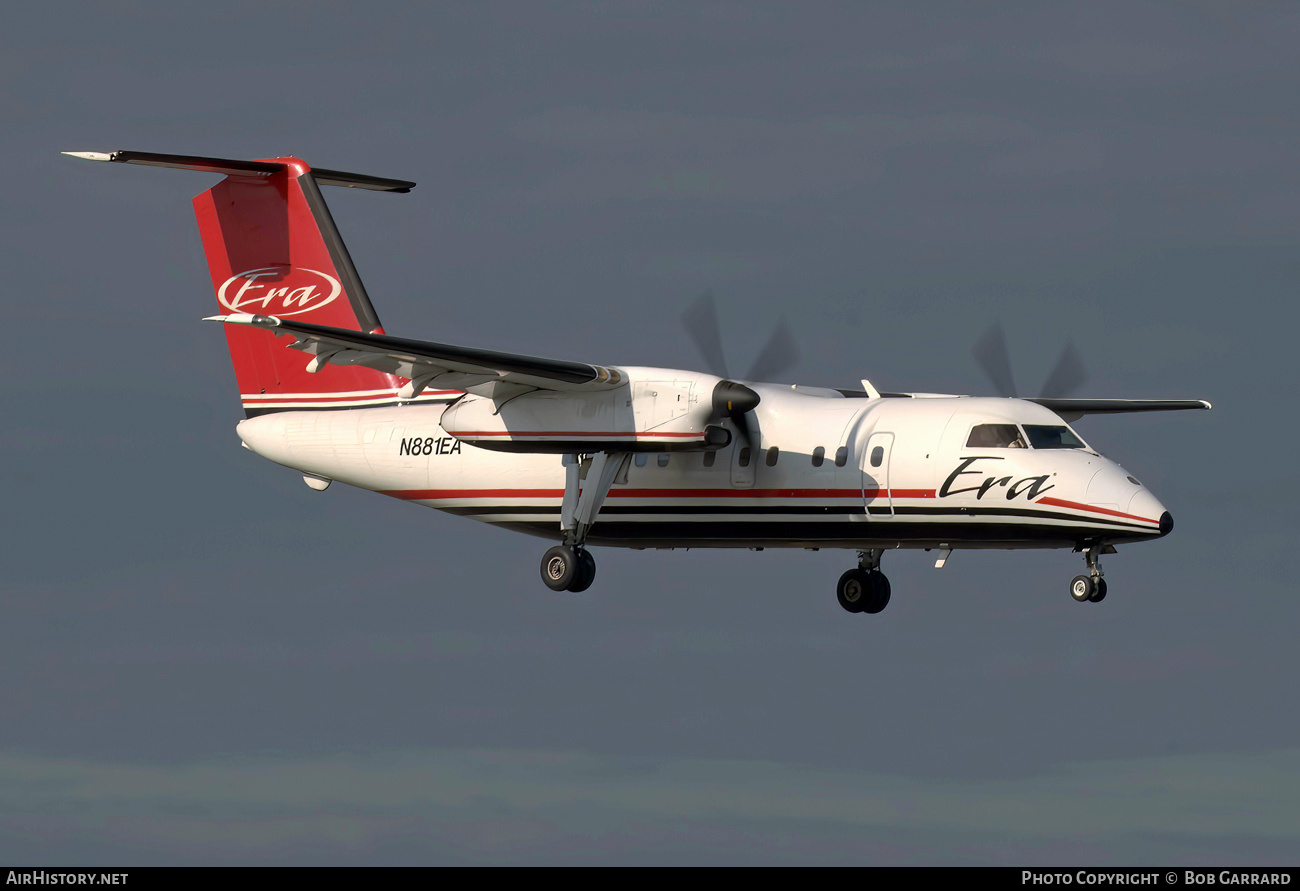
[634,453,648,467]
[811,447,825,467]
[834,446,848,467]
[703,451,716,468]
[766,446,779,467]
[870,446,884,467]
[657,453,670,467]
[738,447,751,468]
[965,424,1026,449]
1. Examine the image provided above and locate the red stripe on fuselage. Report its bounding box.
[242,390,460,403]
[1034,496,1160,525]
[447,431,704,439]
[384,487,916,501]
[386,488,566,500]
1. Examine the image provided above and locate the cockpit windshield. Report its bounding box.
[965,424,1027,449]
[1023,425,1087,450]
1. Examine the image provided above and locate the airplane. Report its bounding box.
[65,150,1211,614]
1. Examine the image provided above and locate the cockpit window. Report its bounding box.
[1023,425,1087,450]
[965,424,1026,449]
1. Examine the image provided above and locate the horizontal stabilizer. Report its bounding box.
[62,150,415,192]
[206,313,624,395]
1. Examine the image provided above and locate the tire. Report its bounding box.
[1089,578,1108,603]
[1070,574,1095,603]
[836,568,869,613]
[568,549,596,592]
[862,572,891,614]
[541,546,578,591]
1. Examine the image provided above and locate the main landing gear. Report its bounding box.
[538,451,630,593]
[1069,545,1109,603]
[541,545,596,593]
[837,549,891,615]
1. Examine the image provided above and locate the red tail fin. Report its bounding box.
[190,155,403,414]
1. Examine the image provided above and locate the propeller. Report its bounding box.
[682,291,802,383]
[972,321,1088,399]
[681,291,803,456]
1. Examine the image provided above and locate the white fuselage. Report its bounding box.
[235,371,1172,553]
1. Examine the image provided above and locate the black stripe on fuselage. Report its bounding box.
[483,518,1163,547]
[243,398,458,417]
[436,502,1158,533]
[441,504,869,517]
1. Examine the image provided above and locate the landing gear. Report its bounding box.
[541,546,577,591]
[1070,546,1109,603]
[571,548,596,593]
[540,545,597,593]
[1070,574,1095,602]
[837,569,868,612]
[539,451,631,593]
[837,550,891,615]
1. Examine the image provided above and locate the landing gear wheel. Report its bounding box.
[541,546,578,591]
[568,549,596,593]
[1070,574,1096,603]
[836,568,869,613]
[862,572,891,614]
[1088,578,1107,603]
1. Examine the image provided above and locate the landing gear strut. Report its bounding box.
[837,549,891,615]
[539,451,630,593]
[1070,546,1109,603]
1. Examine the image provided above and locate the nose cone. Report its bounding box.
[1127,487,1172,537]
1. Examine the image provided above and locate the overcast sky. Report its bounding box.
[2,2,1298,865]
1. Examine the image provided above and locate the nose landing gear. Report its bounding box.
[1069,546,1109,603]
[837,549,891,615]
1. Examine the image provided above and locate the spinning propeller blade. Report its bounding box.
[681,291,731,380]
[745,318,801,383]
[1039,340,1088,398]
[972,322,1018,398]
[973,322,1090,399]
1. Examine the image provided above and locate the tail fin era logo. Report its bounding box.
[218,266,342,317]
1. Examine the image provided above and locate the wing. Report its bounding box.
[207,313,623,400]
[1027,398,1212,422]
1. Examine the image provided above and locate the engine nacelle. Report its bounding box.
[440,368,722,453]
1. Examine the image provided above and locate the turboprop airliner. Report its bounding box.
[66,150,1210,614]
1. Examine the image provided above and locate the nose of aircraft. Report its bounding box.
[1127,486,1173,537]
[1087,463,1172,537]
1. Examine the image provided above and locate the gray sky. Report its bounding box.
[2,1,1298,865]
